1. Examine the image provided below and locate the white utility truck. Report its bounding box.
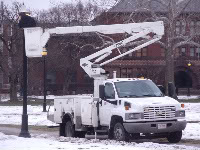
[24,21,186,143]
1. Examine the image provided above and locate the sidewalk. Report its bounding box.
[0,124,58,137]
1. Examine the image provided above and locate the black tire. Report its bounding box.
[75,131,86,138]
[59,123,65,136]
[65,121,75,137]
[167,131,182,143]
[113,122,129,141]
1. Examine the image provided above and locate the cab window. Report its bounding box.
[105,83,115,99]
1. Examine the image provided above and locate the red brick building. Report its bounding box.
[92,0,200,95]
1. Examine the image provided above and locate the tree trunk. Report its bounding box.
[10,78,18,102]
[165,45,175,95]
[164,0,176,95]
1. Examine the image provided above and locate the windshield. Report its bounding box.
[115,80,164,98]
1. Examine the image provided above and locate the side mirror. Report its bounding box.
[157,85,165,94]
[99,85,105,99]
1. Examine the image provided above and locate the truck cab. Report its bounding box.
[98,78,186,142]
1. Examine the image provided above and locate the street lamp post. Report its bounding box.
[19,28,30,138]
[42,49,47,112]
[18,4,36,138]
[187,62,192,96]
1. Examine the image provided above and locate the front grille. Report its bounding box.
[143,106,176,120]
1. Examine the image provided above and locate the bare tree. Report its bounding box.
[0,2,24,101]
[28,0,106,95]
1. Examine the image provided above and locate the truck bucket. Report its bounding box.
[24,27,43,57]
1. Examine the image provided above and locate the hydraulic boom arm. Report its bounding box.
[24,21,164,79]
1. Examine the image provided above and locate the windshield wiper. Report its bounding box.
[121,95,139,98]
[142,94,162,97]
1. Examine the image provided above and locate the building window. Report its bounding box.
[181,47,186,56]
[121,68,127,78]
[176,21,180,34]
[176,20,185,35]
[136,47,147,57]
[0,72,3,88]
[47,72,56,85]
[7,24,12,36]
[0,24,3,34]
[197,21,200,32]
[71,71,77,82]
[128,50,132,57]
[190,20,200,35]
[0,41,3,52]
[84,73,92,83]
[196,47,200,58]
[120,68,133,78]
[175,48,179,58]
[122,47,132,57]
[161,48,165,57]
[136,49,141,57]
[190,21,195,35]
[142,48,147,56]
[190,47,195,57]
[127,68,132,78]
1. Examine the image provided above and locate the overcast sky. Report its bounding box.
[3,0,81,10]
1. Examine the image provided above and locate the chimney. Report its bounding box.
[113,71,117,79]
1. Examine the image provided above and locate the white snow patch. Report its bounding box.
[0,132,199,150]
[0,98,200,149]
[178,95,199,100]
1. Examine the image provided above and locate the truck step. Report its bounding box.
[85,134,108,139]
[94,130,108,133]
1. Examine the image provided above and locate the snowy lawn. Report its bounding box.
[0,132,200,150]
[0,104,200,140]
[0,96,200,150]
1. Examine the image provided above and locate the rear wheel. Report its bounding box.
[65,121,75,137]
[167,131,182,143]
[113,122,129,141]
[59,123,65,136]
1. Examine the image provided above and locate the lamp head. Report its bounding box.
[42,48,47,56]
[19,3,30,16]
[188,62,192,67]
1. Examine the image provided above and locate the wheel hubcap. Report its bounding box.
[66,124,72,137]
[115,127,123,140]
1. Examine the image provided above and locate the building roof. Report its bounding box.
[108,0,200,13]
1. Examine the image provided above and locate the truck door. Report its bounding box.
[99,82,116,126]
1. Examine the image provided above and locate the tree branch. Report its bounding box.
[173,40,200,50]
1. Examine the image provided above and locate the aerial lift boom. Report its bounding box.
[24,21,164,79]
[24,21,164,97]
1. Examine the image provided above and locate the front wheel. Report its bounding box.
[113,122,129,141]
[65,121,75,137]
[167,131,182,143]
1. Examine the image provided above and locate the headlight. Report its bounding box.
[175,110,185,117]
[124,102,131,110]
[125,113,142,120]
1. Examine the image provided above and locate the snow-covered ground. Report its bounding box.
[0,96,200,150]
[1,132,200,150]
[178,95,200,100]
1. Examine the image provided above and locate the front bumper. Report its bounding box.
[123,120,187,134]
